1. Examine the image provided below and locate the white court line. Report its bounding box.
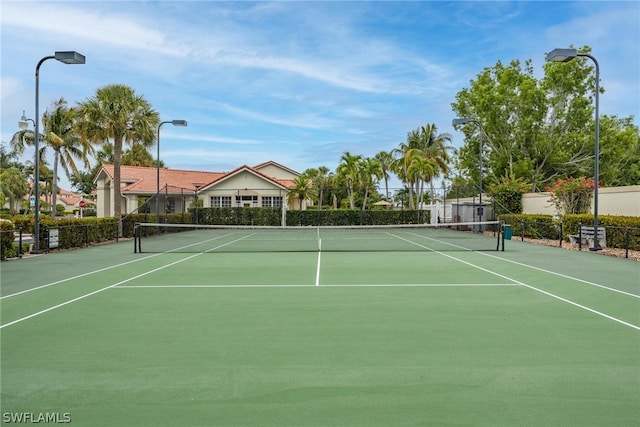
[315,239,322,286]
[0,253,162,300]
[0,231,239,300]
[0,234,256,329]
[392,232,640,331]
[406,230,639,299]
[477,250,640,299]
[115,283,518,289]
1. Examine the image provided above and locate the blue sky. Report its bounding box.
[1,1,639,192]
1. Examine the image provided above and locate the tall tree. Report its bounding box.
[450,46,631,191]
[11,98,92,215]
[336,152,363,210]
[374,150,394,202]
[359,157,382,210]
[42,98,93,214]
[0,167,29,214]
[392,124,451,208]
[392,136,417,208]
[77,84,160,223]
[303,166,331,208]
[409,124,452,203]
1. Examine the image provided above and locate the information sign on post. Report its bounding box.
[49,228,59,249]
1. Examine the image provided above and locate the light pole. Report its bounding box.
[18,112,36,215]
[156,120,187,223]
[452,117,484,227]
[546,48,601,251]
[31,51,85,254]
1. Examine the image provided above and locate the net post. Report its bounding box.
[133,223,139,253]
[499,221,505,251]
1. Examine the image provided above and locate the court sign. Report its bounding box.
[49,228,59,249]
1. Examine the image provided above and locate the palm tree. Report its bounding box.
[121,144,160,167]
[42,98,94,214]
[412,123,452,204]
[407,155,438,208]
[11,98,93,215]
[392,124,452,208]
[76,84,160,223]
[286,175,316,210]
[360,157,382,210]
[0,167,29,214]
[392,137,418,209]
[336,152,363,210]
[374,150,394,202]
[304,166,331,209]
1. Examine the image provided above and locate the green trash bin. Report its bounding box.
[503,225,513,240]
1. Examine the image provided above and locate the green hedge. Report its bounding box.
[188,207,430,227]
[0,221,15,260]
[498,213,640,251]
[562,214,640,251]
[285,209,429,226]
[498,214,559,240]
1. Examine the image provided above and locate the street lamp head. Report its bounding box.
[452,118,471,126]
[19,110,31,129]
[171,120,188,127]
[54,51,86,64]
[546,48,577,63]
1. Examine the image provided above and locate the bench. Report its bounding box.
[569,225,606,249]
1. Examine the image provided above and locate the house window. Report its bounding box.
[236,195,258,208]
[262,196,283,208]
[166,198,176,213]
[211,196,232,207]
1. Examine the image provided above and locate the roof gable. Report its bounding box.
[206,165,290,190]
[253,161,301,179]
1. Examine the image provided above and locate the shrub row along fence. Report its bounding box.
[499,213,640,258]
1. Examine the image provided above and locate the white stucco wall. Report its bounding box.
[523,185,640,217]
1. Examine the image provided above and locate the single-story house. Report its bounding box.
[93,161,307,218]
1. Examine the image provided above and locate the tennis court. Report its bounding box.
[1,223,639,426]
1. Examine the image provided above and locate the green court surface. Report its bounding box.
[1,233,639,426]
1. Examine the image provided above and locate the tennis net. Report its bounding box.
[134,221,504,253]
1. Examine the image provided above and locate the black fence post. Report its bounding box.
[18,227,23,258]
[578,223,583,251]
[625,227,630,259]
[559,222,563,248]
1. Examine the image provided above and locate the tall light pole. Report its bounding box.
[546,48,601,251]
[156,120,187,223]
[31,51,85,254]
[452,117,484,226]
[18,111,36,216]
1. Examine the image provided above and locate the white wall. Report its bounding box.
[522,185,640,217]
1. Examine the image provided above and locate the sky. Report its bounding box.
[1,0,639,193]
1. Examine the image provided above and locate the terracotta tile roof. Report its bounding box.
[97,163,297,194]
[98,165,225,193]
